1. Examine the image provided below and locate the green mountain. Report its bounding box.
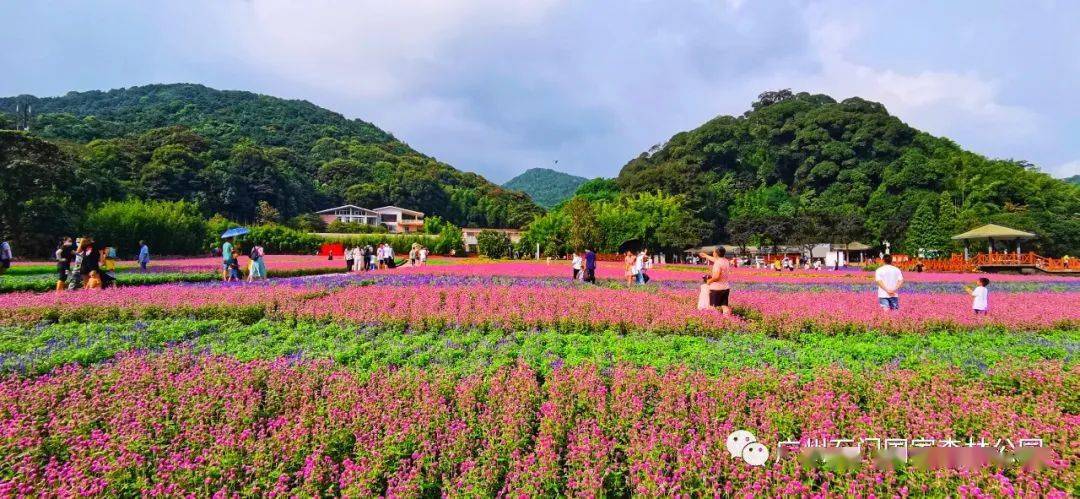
[503,167,588,208]
[615,90,1080,255]
[1066,175,1080,186]
[0,83,541,232]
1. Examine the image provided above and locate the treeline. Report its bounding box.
[0,84,540,256]
[616,90,1080,256]
[518,179,707,256]
[75,199,456,258]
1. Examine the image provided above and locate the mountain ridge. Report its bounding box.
[614,89,1079,255]
[0,83,542,229]
[503,167,589,208]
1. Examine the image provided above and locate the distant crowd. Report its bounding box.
[343,242,429,272]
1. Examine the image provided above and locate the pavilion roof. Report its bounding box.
[951,224,1036,240]
[835,241,871,251]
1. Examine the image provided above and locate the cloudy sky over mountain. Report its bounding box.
[3,0,1078,181]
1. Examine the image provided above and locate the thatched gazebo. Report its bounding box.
[952,224,1036,259]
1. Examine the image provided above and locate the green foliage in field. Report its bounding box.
[1,319,1074,377]
[84,199,206,256]
[476,230,512,258]
[521,190,706,256]
[0,267,342,293]
[325,220,388,234]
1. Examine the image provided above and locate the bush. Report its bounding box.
[433,224,464,255]
[318,233,439,254]
[205,218,322,254]
[84,200,206,256]
[325,220,388,234]
[476,230,512,259]
[286,213,327,233]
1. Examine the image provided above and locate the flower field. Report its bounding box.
[0,259,1076,495]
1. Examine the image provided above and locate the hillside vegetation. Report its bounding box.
[0,84,541,254]
[503,167,588,208]
[615,90,1079,255]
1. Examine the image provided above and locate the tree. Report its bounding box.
[139,143,202,201]
[255,201,282,224]
[433,223,464,255]
[0,132,76,256]
[476,230,512,259]
[286,213,327,233]
[520,211,570,257]
[564,197,601,251]
[903,199,949,257]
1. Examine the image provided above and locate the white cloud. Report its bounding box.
[1049,160,1080,178]
[793,11,1041,149]
[217,0,561,99]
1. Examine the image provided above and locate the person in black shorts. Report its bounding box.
[709,288,730,308]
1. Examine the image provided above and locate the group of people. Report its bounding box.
[874,254,990,314]
[344,243,428,272]
[220,236,267,282]
[623,250,652,285]
[570,249,598,283]
[50,236,140,290]
[771,257,825,271]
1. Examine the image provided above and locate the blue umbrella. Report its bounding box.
[221,227,250,239]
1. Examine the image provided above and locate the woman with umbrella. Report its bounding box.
[220,227,250,281]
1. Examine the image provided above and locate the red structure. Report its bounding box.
[319,242,344,258]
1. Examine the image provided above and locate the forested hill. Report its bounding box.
[0,83,541,229]
[616,90,1080,255]
[503,167,588,208]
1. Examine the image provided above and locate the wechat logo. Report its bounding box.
[727,430,769,466]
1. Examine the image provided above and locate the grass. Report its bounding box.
[1,319,1075,377]
[0,267,346,293]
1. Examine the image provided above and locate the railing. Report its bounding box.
[900,254,975,273]
[973,252,1040,266]
[898,252,1078,273]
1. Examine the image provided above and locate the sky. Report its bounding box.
[2,0,1078,183]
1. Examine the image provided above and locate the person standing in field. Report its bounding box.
[0,239,12,274]
[874,254,903,310]
[408,244,419,266]
[623,251,636,285]
[966,277,990,315]
[221,237,235,281]
[249,242,266,281]
[419,246,429,266]
[55,238,74,291]
[584,248,597,284]
[571,251,583,280]
[345,245,355,273]
[138,240,151,271]
[698,247,732,315]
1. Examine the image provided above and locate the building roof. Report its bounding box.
[372,206,425,216]
[315,204,377,215]
[835,241,871,251]
[951,224,1036,240]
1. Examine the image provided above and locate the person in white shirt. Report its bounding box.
[634,250,647,285]
[874,254,904,310]
[571,252,583,280]
[967,277,990,315]
[419,246,428,266]
[351,246,363,271]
